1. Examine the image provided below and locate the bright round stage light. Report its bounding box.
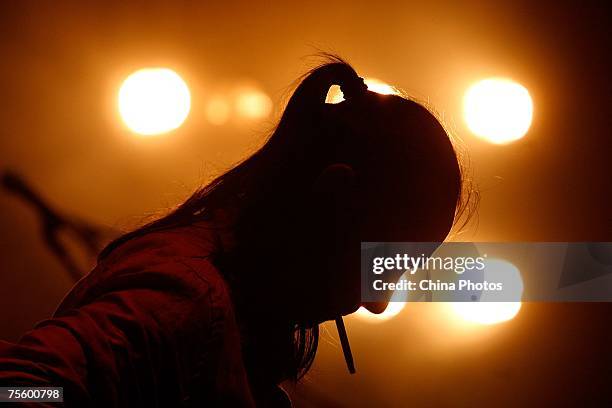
[118,68,191,136]
[450,259,523,325]
[463,78,533,144]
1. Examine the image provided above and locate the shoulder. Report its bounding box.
[103,222,222,266]
[49,223,252,405]
[57,222,232,314]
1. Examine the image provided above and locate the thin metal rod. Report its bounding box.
[335,317,355,374]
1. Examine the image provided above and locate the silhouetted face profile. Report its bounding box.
[296,92,460,321]
[240,88,463,324]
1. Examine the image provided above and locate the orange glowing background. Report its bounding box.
[0,2,610,407]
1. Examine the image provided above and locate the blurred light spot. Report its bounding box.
[450,259,523,325]
[235,88,272,119]
[463,78,533,144]
[451,302,521,325]
[326,78,399,104]
[354,302,405,322]
[364,78,398,96]
[354,287,407,322]
[326,85,343,104]
[118,68,191,136]
[205,97,231,125]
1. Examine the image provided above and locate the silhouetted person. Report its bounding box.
[0,57,472,407]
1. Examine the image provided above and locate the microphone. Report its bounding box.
[335,316,355,374]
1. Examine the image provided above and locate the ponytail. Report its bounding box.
[280,57,366,125]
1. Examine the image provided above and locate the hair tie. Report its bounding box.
[340,76,368,100]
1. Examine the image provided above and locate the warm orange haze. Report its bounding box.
[0,2,610,407]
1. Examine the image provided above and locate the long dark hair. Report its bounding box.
[99,55,476,380]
